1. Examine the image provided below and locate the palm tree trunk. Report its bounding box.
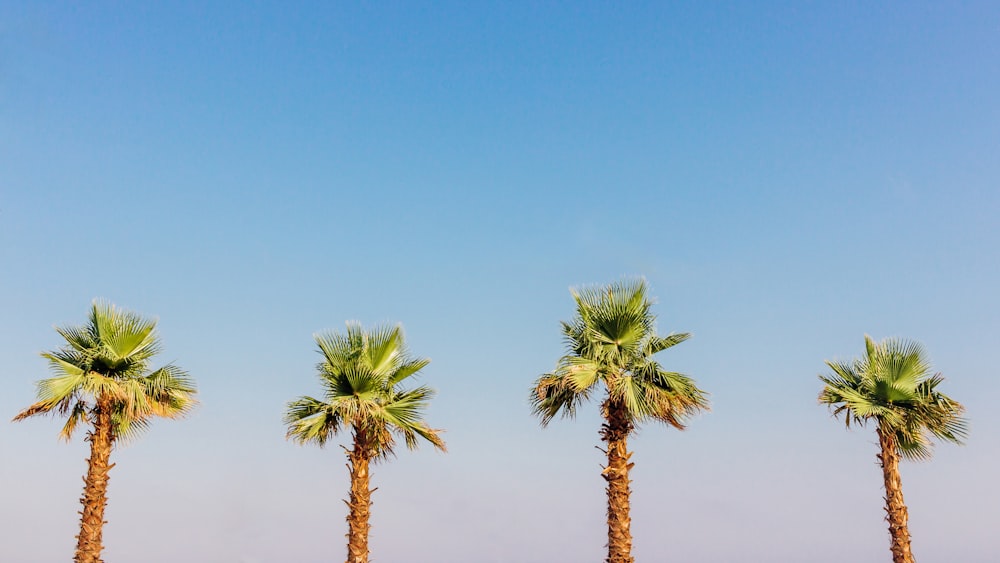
[345,431,373,563]
[602,400,635,563]
[75,398,115,563]
[877,428,916,563]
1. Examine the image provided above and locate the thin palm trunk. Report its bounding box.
[75,397,115,563]
[346,431,373,563]
[602,400,634,563]
[877,428,915,563]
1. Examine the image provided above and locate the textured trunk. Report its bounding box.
[601,400,635,563]
[75,397,115,563]
[345,431,373,563]
[877,428,916,563]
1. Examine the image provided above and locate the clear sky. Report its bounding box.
[1,2,998,562]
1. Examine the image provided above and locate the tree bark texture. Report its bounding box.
[877,428,916,563]
[345,431,373,563]
[75,397,115,563]
[601,400,635,563]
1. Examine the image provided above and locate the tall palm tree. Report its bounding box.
[284,322,445,563]
[13,300,198,563]
[818,335,967,563]
[531,279,709,563]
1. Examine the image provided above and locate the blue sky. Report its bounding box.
[1,2,998,562]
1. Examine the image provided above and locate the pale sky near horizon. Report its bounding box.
[2,2,998,562]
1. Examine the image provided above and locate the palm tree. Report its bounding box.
[13,300,198,563]
[284,322,445,563]
[818,335,967,563]
[531,279,709,563]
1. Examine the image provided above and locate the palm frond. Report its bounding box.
[12,401,54,422]
[382,386,446,452]
[531,373,591,425]
[610,375,651,419]
[35,369,87,406]
[388,358,430,386]
[142,365,198,418]
[285,396,340,446]
[57,401,89,441]
[556,356,602,393]
[400,422,446,452]
[111,408,152,445]
[365,325,403,376]
[41,351,87,378]
[89,300,160,362]
[643,333,691,356]
[341,365,382,399]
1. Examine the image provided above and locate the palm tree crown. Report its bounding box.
[532,278,709,428]
[819,335,967,460]
[284,322,445,457]
[14,300,197,439]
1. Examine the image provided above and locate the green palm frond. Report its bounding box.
[342,365,382,398]
[383,386,436,426]
[111,408,152,445]
[285,396,340,446]
[285,322,444,459]
[639,364,709,428]
[53,324,96,353]
[531,371,596,425]
[42,349,88,376]
[643,333,691,356]
[399,422,445,451]
[388,358,431,386]
[31,369,86,413]
[532,278,709,428]
[383,386,446,452]
[557,356,602,392]
[364,325,403,376]
[610,375,650,418]
[818,335,967,460]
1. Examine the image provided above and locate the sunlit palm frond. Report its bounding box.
[556,356,601,393]
[531,373,592,425]
[42,351,87,377]
[141,365,198,419]
[365,325,403,376]
[285,396,340,446]
[388,358,431,386]
[111,408,152,445]
[609,375,651,419]
[382,386,445,452]
[643,333,691,356]
[88,300,160,364]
